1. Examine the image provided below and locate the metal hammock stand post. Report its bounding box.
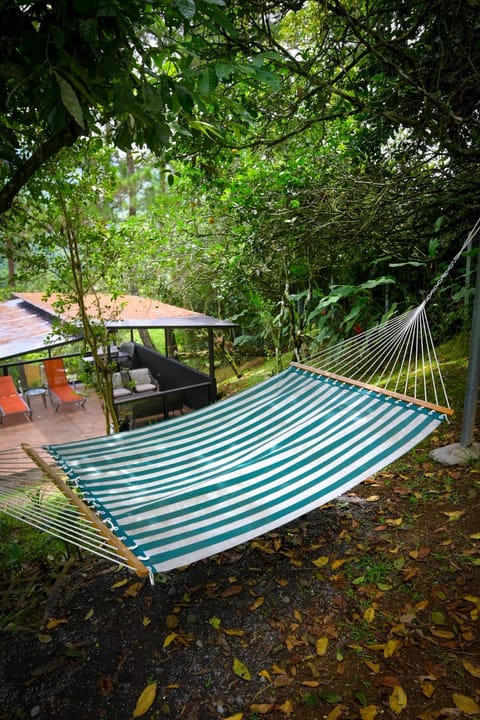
[1,222,478,580]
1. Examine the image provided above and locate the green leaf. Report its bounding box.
[319,690,343,704]
[199,66,218,96]
[55,74,85,129]
[360,276,395,289]
[389,261,424,268]
[215,63,234,81]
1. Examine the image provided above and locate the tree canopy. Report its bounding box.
[0,0,287,214]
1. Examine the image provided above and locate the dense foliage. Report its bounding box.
[1,0,480,361]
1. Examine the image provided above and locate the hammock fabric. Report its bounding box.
[35,364,449,577]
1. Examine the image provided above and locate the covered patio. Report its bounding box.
[2,292,235,379]
[0,292,236,449]
[0,386,106,452]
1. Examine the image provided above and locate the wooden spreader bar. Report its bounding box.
[21,443,149,578]
[291,363,454,417]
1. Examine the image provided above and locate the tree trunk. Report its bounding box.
[138,328,156,349]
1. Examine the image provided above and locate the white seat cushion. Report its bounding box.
[134,382,156,393]
[130,368,152,385]
[113,387,132,398]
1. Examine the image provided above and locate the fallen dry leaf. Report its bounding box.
[250,703,274,714]
[124,582,142,597]
[462,659,480,678]
[409,547,431,560]
[273,674,292,688]
[277,699,293,717]
[464,594,480,610]
[363,606,375,623]
[443,510,465,522]
[316,637,329,655]
[452,692,480,715]
[360,706,380,720]
[384,639,402,658]
[111,578,129,589]
[163,632,177,648]
[389,685,407,714]
[385,517,403,527]
[221,585,243,597]
[98,674,113,696]
[420,681,435,698]
[233,656,251,681]
[37,633,52,644]
[402,566,420,581]
[132,681,157,718]
[430,628,455,639]
[45,618,68,629]
[249,596,265,610]
[312,556,330,568]
[327,704,346,719]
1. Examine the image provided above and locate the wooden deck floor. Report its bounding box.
[0,387,107,454]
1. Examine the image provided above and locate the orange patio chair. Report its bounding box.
[43,358,87,412]
[0,375,32,424]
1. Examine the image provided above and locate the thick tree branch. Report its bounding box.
[0,121,83,216]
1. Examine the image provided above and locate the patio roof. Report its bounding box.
[0,293,236,361]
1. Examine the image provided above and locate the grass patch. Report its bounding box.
[0,514,68,572]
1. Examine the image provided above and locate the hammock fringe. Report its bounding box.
[20,444,149,577]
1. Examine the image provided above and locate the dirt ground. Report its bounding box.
[0,428,479,720]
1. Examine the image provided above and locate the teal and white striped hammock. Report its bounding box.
[32,360,448,579]
[12,295,453,580]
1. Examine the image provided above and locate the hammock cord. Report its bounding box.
[0,447,144,573]
[304,307,449,407]
[303,218,480,409]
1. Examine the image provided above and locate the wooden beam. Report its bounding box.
[21,444,150,577]
[291,362,454,417]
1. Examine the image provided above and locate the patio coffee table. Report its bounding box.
[24,387,48,409]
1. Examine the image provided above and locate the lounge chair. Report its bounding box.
[112,371,134,399]
[0,375,32,423]
[111,368,158,398]
[129,368,159,393]
[43,358,87,411]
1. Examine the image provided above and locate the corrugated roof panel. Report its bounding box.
[0,294,236,361]
[0,298,74,360]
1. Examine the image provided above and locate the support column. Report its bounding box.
[460,246,480,446]
[208,328,215,379]
[432,243,480,464]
